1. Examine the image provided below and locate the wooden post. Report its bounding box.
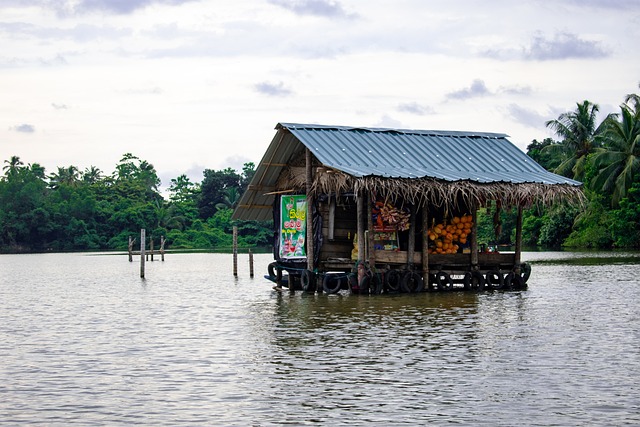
[140,229,146,278]
[515,205,523,268]
[128,236,134,262]
[305,148,314,273]
[357,191,365,262]
[471,207,479,268]
[407,204,416,267]
[150,236,154,262]
[160,235,165,262]
[233,226,238,277]
[328,196,336,240]
[356,190,366,284]
[421,206,430,284]
[367,195,375,268]
[249,249,254,278]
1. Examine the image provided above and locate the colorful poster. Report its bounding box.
[279,195,307,259]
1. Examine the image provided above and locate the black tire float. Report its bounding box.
[401,271,424,293]
[520,263,532,283]
[427,273,437,291]
[358,274,370,294]
[347,273,358,293]
[322,273,342,294]
[435,270,453,291]
[385,269,402,293]
[510,273,525,290]
[464,270,485,290]
[463,272,473,290]
[471,270,485,290]
[503,271,515,290]
[301,269,316,293]
[485,270,504,290]
[267,262,277,279]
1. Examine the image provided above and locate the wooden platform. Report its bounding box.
[321,251,516,273]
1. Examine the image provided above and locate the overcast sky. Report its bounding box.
[2,0,639,189]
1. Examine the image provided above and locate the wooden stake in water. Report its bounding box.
[160,235,165,262]
[128,236,134,262]
[249,249,254,278]
[150,236,154,262]
[140,228,146,278]
[233,226,238,277]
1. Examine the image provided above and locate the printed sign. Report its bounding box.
[279,195,307,259]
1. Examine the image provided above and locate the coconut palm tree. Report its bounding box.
[82,166,102,184]
[2,156,24,178]
[215,187,241,211]
[589,101,640,207]
[544,100,608,180]
[49,165,80,189]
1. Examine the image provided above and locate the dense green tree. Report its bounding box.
[589,100,640,206]
[49,165,80,189]
[563,193,614,248]
[610,181,640,247]
[526,138,562,171]
[0,154,271,252]
[544,100,608,180]
[2,155,24,178]
[198,167,242,219]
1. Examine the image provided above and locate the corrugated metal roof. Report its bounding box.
[283,123,578,184]
[233,123,581,221]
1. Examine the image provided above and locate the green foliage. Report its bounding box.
[563,194,613,248]
[526,138,562,171]
[0,155,271,253]
[609,182,640,247]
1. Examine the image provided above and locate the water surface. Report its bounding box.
[1,251,639,425]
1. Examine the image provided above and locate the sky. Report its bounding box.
[2,0,639,191]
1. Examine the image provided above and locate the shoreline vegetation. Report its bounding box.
[1,88,638,254]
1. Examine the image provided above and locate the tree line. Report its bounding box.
[1,86,638,253]
[0,154,272,252]
[490,85,640,249]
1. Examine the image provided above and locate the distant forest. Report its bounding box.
[1,87,638,253]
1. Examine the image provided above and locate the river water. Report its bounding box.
[0,251,638,426]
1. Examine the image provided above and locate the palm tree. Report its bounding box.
[215,187,241,211]
[589,101,640,207]
[29,163,46,180]
[82,166,102,184]
[49,165,80,189]
[2,156,24,178]
[544,100,608,180]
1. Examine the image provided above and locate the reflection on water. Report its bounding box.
[0,251,639,426]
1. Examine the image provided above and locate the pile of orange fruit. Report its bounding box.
[426,214,473,254]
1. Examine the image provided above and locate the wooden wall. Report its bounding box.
[317,196,357,260]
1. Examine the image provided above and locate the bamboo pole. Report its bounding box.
[515,205,523,268]
[367,195,375,268]
[233,226,238,277]
[305,148,314,273]
[140,229,146,278]
[249,249,254,278]
[356,190,365,284]
[471,208,478,268]
[407,204,416,267]
[150,236,154,262]
[128,236,134,262]
[421,207,430,284]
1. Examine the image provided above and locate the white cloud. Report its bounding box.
[446,79,491,100]
[10,123,36,133]
[254,81,293,97]
[0,0,637,180]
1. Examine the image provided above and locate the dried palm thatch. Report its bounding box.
[277,165,584,209]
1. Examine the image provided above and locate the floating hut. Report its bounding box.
[232,123,582,293]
